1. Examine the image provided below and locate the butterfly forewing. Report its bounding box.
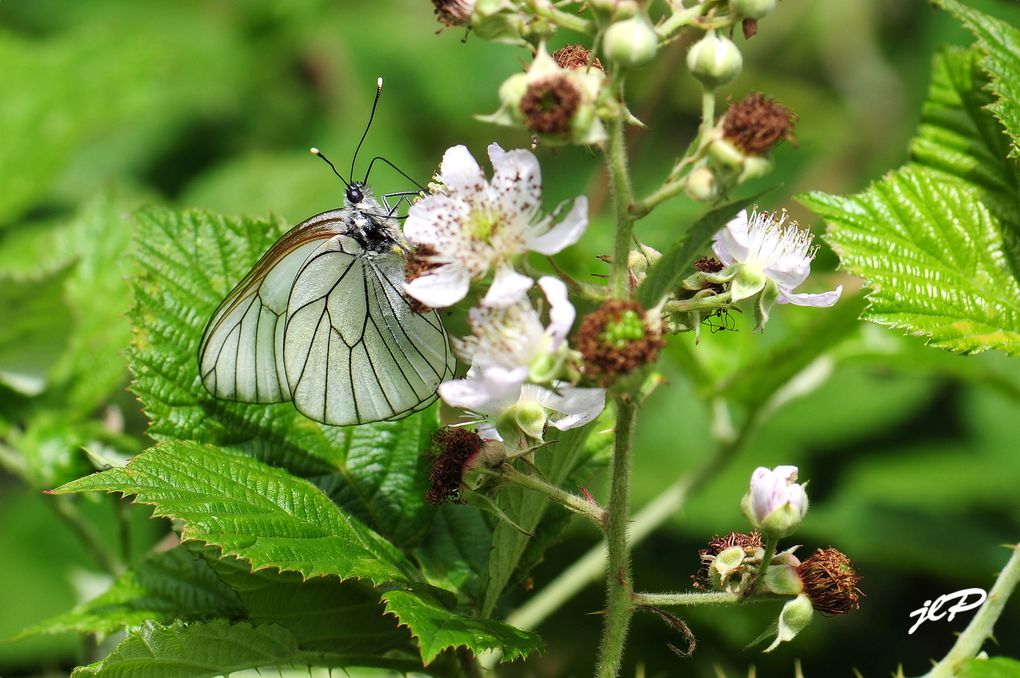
[198,212,347,404]
[283,235,455,426]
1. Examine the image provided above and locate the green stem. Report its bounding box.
[924,543,1020,677]
[748,535,778,596]
[607,79,637,299]
[528,0,594,34]
[499,463,607,526]
[49,495,121,576]
[665,292,733,314]
[632,590,787,607]
[655,5,708,42]
[594,396,638,678]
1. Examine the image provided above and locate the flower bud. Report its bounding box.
[731,0,777,19]
[687,31,742,88]
[602,14,658,67]
[685,166,719,202]
[740,465,808,538]
[764,594,814,652]
[588,0,639,19]
[763,561,804,596]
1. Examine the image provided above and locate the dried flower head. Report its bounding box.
[722,92,798,155]
[425,427,485,504]
[432,0,474,27]
[576,300,664,385]
[798,547,862,616]
[694,256,725,274]
[520,76,583,136]
[691,531,763,590]
[552,44,605,71]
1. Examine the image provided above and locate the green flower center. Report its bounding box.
[469,208,499,242]
[598,310,645,348]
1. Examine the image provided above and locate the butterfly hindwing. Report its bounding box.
[283,234,455,426]
[198,212,347,404]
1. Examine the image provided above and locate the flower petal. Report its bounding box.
[777,284,843,307]
[405,194,469,247]
[538,276,574,347]
[548,386,606,431]
[712,209,750,265]
[404,265,471,308]
[489,144,542,220]
[764,254,811,289]
[440,145,487,195]
[527,197,588,255]
[483,266,534,306]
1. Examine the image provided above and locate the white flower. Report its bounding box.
[713,209,842,307]
[456,276,574,383]
[439,367,605,444]
[403,143,588,308]
[741,465,808,538]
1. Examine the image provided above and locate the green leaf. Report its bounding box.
[382,589,542,664]
[16,548,243,639]
[129,206,437,543]
[55,442,540,664]
[909,46,1020,230]
[939,0,1020,157]
[638,194,762,309]
[72,620,299,678]
[0,271,73,396]
[958,657,1020,678]
[803,168,1020,355]
[0,216,76,283]
[54,440,420,586]
[414,504,492,605]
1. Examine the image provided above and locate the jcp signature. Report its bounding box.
[908,588,987,635]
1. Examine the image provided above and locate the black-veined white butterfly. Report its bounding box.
[198,79,455,426]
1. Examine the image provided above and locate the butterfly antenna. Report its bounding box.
[350,77,383,183]
[310,147,351,188]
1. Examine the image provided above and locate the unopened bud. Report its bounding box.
[765,594,814,652]
[731,0,776,19]
[685,166,719,202]
[687,31,742,88]
[603,14,658,67]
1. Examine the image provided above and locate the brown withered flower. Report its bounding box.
[576,300,665,386]
[722,92,798,155]
[798,547,863,616]
[432,0,474,27]
[425,427,485,504]
[519,76,582,136]
[691,531,763,590]
[552,44,604,71]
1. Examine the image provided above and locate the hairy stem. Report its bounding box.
[499,463,607,526]
[528,0,594,34]
[607,79,637,299]
[924,543,1020,677]
[595,396,637,678]
[632,590,787,607]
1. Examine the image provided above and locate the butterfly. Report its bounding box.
[198,79,455,426]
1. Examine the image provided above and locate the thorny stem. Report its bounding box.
[595,395,638,678]
[924,543,1020,678]
[499,463,607,526]
[608,78,637,300]
[527,0,595,35]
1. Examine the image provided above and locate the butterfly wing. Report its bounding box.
[283,234,455,426]
[198,211,348,403]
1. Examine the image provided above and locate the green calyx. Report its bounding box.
[599,310,646,347]
[498,402,547,442]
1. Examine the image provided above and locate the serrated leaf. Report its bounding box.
[638,194,763,309]
[959,657,1020,678]
[54,440,420,586]
[939,0,1020,157]
[909,46,1020,232]
[17,548,243,639]
[414,504,492,605]
[803,167,1020,355]
[381,589,542,664]
[54,442,539,664]
[129,206,437,542]
[72,620,302,678]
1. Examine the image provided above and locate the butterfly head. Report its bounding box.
[346,182,367,206]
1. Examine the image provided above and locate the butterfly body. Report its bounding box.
[198,183,455,427]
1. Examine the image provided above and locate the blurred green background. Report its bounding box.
[1,1,1019,676]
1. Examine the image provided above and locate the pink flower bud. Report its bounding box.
[741,465,808,537]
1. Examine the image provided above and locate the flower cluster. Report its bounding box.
[405,144,605,448]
